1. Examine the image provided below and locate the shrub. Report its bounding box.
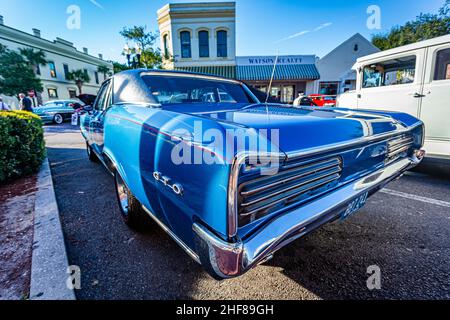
[0,111,46,183]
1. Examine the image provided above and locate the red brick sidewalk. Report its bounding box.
[0,175,38,300]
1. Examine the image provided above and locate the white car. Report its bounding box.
[337,34,450,163]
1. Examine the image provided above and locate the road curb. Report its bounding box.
[30,158,76,300]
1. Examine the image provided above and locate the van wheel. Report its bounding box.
[86,143,98,162]
[114,171,153,231]
[53,114,63,124]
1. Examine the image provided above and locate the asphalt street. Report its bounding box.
[45,123,450,300]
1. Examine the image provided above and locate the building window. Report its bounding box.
[36,65,41,76]
[434,48,450,81]
[163,34,169,59]
[83,69,89,83]
[48,88,58,99]
[68,89,77,98]
[63,64,70,80]
[319,82,339,95]
[353,44,359,52]
[95,71,99,84]
[49,61,57,78]
[198,30,209,58]
[180,31,191,59]
[217,30,227,58]
[362,56,416,88]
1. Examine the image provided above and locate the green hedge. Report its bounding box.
[0,111,46,183]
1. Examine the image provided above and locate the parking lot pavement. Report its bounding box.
[45,123,450,300]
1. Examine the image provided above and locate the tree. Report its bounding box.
[111,61,131,74]
[97,65,112,80]
[0,47,43,96]
[19,48,47,75]
[372,0,450,50]
[120,25,162,69]
[67,69,91,95]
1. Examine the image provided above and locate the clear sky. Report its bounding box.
[0,0,445,63]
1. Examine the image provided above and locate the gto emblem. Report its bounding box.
[153,172,184,196]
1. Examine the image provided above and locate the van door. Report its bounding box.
[420,45,450,158]
[356,50,425,117]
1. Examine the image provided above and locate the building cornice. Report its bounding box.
[0,25,112,68]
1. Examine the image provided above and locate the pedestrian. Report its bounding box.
[27,90,39,108]
[19,93,33,112]
[0,97,11,111]
[293,92,305,107]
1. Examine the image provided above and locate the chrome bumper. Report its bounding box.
[193,154,424,280]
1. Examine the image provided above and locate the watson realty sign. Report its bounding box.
[236,55,317,66]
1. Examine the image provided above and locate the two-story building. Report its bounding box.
[157,2,320,104]
[0,15,112,106]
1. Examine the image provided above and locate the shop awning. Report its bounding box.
[236,64,320,81]
[174,66,236,79]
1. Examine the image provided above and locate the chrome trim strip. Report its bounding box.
[141,206,200,264]
[285,122,423,160]
[240,169,342,208]
[240,158,341,197]
[240,174,341,217]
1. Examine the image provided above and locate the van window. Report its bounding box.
[434,48,450,81]
[362,56,416,88]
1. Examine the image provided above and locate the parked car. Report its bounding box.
[81,69,425,280]
[337,34,450,162]
[308,94,337,107]
[33,100,83,124]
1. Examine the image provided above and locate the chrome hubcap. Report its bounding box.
[116,175,129,215]
[55,114,63,124]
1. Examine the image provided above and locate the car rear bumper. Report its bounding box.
[193,153,425,280]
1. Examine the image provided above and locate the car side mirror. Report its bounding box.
[83,105,94,114]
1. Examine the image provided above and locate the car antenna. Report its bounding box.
[265,50,279,105]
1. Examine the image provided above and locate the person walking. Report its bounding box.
[19,93,33,112]
[0,97,11,111]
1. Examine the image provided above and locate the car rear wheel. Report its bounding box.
[114,171,153,231]
[53,113,64,124]
[86,143,98,162]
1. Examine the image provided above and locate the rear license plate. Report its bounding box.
[341,192,368,220]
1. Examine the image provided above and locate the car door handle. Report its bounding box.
[413,93,425,98]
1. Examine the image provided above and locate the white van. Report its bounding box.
[337,34,450,161]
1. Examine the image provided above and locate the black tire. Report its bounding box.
[114,171,153,231]
[86,143,98,162]
[53,113,64,124]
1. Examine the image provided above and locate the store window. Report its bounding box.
[49,61,57,78]
[319,82,339,95]
[362,56,416,88]
[95,72,99,84]
[180,31,191,59]
[434,48,450,81]
[217,30,227,58]
[198,30,209,58]
[48,88,58,99]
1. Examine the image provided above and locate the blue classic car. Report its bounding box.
[33,100,83,124]
[81,69,425,280]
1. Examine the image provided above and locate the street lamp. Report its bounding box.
[135,44,142,68]
[123,44,131,67]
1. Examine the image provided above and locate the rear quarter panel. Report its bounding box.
[103,105,232,249]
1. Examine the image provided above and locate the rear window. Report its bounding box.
[142,75,253,105]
